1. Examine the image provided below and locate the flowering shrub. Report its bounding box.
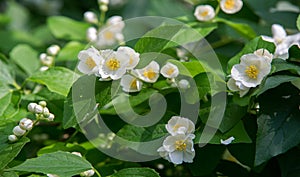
[0,0,300,176]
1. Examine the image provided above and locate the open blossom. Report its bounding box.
[194,5,215,21]
[77,47,102,75]
[135,61,160,83]
[166,116,195,136]
[160,62,179,79]
[227,78,250,97]
[99,49,128,80]
[262,24,300,59]
[117,46,140,70]
[220,0,243,14]
[120,74,143,92]
[157,134,195,165]
[231,54,271,88]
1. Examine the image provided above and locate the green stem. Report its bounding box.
[12,81,21,90]
[66,129,80,143]
[93,168,102,177]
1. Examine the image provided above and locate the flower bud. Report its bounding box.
[81,169,95,177]
[8,134,18,142]
[39,53,47,61]
[86,27,97,41]
[100,4,108,12]
[40,66,49,71]
[39,101,47,107]
[34,105,44,114]
[98,0,109,5]
[84,11,98,24]
[47,45,60,56]
[28,103,37,112]
[178,79,190,90]
[19,118,34,130]
[71,152,82,157]
[13,126,26,136]
[43,107,50,118]
[41,56,54,66]
[48,113,55,121]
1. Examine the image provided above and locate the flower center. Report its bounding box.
[85,57,96,69]
[104,31,114,40]
[225,0,235,9]
[201,10,209,17]
[130,79,137,89]
[175,140,187,151]
[143,69,156,80]
[106,58,120,71]
[245,65,259,79]
[166,68,175,75]
[173,124,182,131]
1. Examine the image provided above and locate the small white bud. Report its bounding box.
[28,103,37,112]
[19,118,34,131]
[39,53,47,61]
[178,79,190,89]
[71,152,82,157]
[8,134,18,142]
[40,66,49,71]
[48,113,55,121]
[43,107,50,118]
[40,56,54,66]
[84,11,98,24]
[47,174,59,177]
[81,169,95,177]
[34,105,44,114]
[86,27,97,41]
[100,4,108,12]
[98,0,109,5]
[39,101,47,107]
[13,126,26,136]
[47,45,60,56]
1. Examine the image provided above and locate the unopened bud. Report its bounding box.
[34,105,44,114]
[48,113,55,121]
[86,27,97,41]
[98,0,109,5]
[28,103,37,112]
[40,66,49,71]
[19,118,34,131]
[40,56,54,66]
[47,45,60,56]
[178,79,190,89]
[8,134,18,142]
[13,126,26,136]
[84,11,98,24]
[100,4,108,12]
[81,169,95,177]
[39,101,47,107]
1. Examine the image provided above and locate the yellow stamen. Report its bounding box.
[85,57,96,69]
[166,68,175,76]
[201,10,209,17]
[245,65,259,79]
[130,79,137,89]
[225,0,235,9]
[173,124,181,131]
[143,69,156,80]
[106,58,120,71]
[104,31,114,40]
[175,140,187,151]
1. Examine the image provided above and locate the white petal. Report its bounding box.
[220,0,243,14]
[194,5,215,21]
[169,151,184,165]
[272,24,287,43]
[220,136,235,145]
[160,62,179,78]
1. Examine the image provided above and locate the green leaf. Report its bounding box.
[0,171,18,177]
[168,60,205,77]
[215,18,256,39]
[9,44,40,76]
[0,91,21,119]
[227,37,276,73]
[288,45,300,62]
[27,67,80,97]
[255,75,300,97]
[9,151,93,177]
[0,137,30,171]
[272,59,300,75]
[255,83,300,166]
[278,148,300,177]
[111,167,160,177]
[297,15,300,31]
[0,59,15,85]
[56,41,86,62]
[37,142,86,156]
[47,16,90,41]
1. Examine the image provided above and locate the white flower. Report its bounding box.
[86,27,98,42]
[28,103,38,113]
[166,116,195,136]
[220,136,235,145]
[84,11,98,24]
[19,118,33,131]
[117,46,140,70]
[227,78,249,97]
[177,79,190,90]
[231,54,271,88]
[99,49,128,80]
[120,74,143,92]
[13,126,26,136]
[157,134,195,165]
[262,24,300,59]
[78,47,102,76]
[220,0,243,14]
[253,49,273,63]
[106,16,125,29]
[160,62,179,79]
[135,61,160,83]
[194,5,215,21]
[47,45,60,56]
[81,169,95,177]
[8,134,18,142]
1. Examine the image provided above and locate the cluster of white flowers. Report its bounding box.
[227,49,273,97]
[85,15,125,49]
[28,101,55,121]
[194,0,243,22]
[77,46,182,93]
[157,116,196,165]
[39,45,60,71]
[262,24,300,60]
